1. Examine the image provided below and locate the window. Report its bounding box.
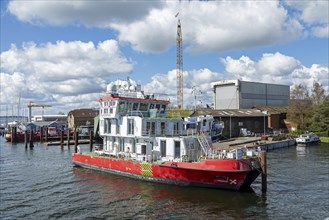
[141,145,146,154]
[160,140,166,157]
[174,122,179,135]
[133,103,139,110]
[160,122,166,134]
[160,105,166,113]
[238,122,243,126]
[146,121,155,135]
[119,101,125,112]
[140,103,148,111]
[104,118,111,134]
[128,119,134,135]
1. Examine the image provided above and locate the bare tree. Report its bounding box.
[289,84,312,130]
[311,80,325,105]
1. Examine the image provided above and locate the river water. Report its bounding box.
[1,137,328,220]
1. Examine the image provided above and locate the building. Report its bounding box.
[211,80,290,109]
[201,106,292,138]
[67,109,99,129]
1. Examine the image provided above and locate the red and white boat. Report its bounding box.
[72,79,261,191]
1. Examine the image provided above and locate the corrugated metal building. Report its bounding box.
[211,80,290,109]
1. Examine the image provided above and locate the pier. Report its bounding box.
[212,136,296,152]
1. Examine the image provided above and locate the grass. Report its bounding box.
[320,137,329,143]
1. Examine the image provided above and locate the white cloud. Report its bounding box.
[0,40,133,114]
[221,53,329,93]
[6,0,309,54]
[144,68,223,108]
[285,0,329,38]
[7,0,163,26]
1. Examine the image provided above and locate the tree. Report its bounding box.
[308,100,329,133]
[288,84,312,130]
[311,80,325,105]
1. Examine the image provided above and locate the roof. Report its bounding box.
[68,109,99,118]
[201,109,266,117]
[252,106,289,114]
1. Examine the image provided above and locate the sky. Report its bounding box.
[1,0,328,117]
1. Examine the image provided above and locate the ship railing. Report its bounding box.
[101,91,170,101]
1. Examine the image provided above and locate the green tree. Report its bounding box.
[308,100,329,133]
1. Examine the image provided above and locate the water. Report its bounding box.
[1,137,328,220]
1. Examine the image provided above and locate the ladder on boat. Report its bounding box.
[197,132,211,157]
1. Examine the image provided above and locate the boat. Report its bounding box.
[4,132,41,142]
[295,133,321,145]
[72,79,262,191]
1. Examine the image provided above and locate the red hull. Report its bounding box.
[72,153,261,191]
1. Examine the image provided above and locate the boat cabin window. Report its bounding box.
[173,122,179,135]
[119,101,126,112]
[160,105,166,113]
[104,118,111,134]
[160,122,166,134]
[141,145,146,154]
[132,102,139,111]
[140,103,148,111]
[160,140,166,157]
[146,121,156,135]
[149,103,155,109]
[128,119,134,135]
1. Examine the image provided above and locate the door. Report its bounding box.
[174,141,181,158]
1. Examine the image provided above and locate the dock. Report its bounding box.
[212,136,296,151]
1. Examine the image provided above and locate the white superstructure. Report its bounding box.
[97,79,220,162]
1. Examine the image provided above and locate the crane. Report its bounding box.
[27,101,52,122]
[176,17,183,109]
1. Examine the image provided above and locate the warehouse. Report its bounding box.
[211,80,290,110]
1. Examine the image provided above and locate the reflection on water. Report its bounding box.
[72,167,266,219]
[1,138,328,219]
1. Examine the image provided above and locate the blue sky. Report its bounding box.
[1,0,328,117]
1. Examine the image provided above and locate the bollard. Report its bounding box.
[259,150,267,193]
[89,130,93,152]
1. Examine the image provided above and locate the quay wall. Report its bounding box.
[259,140,296,151]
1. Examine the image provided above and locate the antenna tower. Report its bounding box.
[176,19,183,109]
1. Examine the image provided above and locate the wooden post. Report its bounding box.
[29,130,34,148]
[67,129,70,147]
[89,130,93,152]
[60,130,64,148]
[11,127,17,144]
[74,129,78,153]
[45,127,48,143]
[40,127,43,143]
[25,130,28,149]
[259,150,267,193]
